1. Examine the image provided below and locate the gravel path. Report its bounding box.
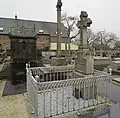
[99,81,120,103]
[0,94,29,118]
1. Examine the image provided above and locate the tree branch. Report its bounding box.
[70,32,79,40]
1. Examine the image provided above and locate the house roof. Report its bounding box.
[0,17,68,37]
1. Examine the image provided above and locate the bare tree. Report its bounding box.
[62,13,118,54]
[87,29,98,50]
[62,12,79,55]
[113,40,120,50]
[94,30,117,52]
[74,29,117,53]
[73,28,97,50]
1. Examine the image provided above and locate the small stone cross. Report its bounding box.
[77,11,92,49]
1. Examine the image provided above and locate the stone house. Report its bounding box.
[0,16,68,54]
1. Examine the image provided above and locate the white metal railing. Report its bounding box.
[26,67,38,115]
[26,64,111,118]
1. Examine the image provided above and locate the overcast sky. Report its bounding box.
[0,0,120,37]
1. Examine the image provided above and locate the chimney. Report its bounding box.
[15,14,17,19]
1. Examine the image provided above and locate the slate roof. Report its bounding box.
[0,17,68,37]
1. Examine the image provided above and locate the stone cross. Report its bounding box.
[56,0,62,57]
[77,11,92,50]
[75,11,94,75]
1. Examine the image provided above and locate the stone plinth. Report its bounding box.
[51,57,66,66]
[75,51,94,75]
[113,58,120,61]
[110,58,120,74]
[66,56,73,64]
[111,61,120,70]
[94,56,111,66]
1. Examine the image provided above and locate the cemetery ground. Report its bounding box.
[0,78,37,118]
[1,61,120,118]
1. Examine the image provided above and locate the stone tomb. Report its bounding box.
[30,65,108,100]
[51,57,66,66]
[27,65,110,118]
[75,49,94,75]
[94,56,111,71]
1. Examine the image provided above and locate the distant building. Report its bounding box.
[0,16,68,52]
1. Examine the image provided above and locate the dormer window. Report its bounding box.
[0,27,4,31]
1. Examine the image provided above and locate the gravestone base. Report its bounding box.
[51,57,67,66]
[75,51,94,75]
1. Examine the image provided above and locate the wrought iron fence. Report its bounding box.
[26,64,111,118]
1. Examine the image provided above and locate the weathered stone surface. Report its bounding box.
[113,58,120,61]
[94,56,111,71]
[111,61,120,70]
[75,11,94,75]
[51,57,66,66]
[56,0,62,57]
[75,51,94,75]
[94,56,111,66]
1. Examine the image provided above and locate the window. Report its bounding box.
[0,44,2,50]
[22,41,26,50]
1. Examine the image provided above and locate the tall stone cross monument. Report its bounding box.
[51,0,66,66]
[75,11,94,74]
[77,11,92,50]
[56,0,62,57]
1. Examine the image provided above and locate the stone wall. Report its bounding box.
[0,34,68,52]
[36,35,50,51]
[0,35,10,51]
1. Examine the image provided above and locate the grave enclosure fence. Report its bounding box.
[26,64,111,118]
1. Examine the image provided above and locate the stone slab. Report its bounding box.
[51,57,67,66]
[111,61,120,70]
[94,56,111,66]
[2,81,26,96]
[75,54,94,75]
[113,58,120,61]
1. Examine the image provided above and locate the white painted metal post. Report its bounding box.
[28,62,30,68]
[35,75,39,81]
[26,63,28,69]
[109,68,112,75]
